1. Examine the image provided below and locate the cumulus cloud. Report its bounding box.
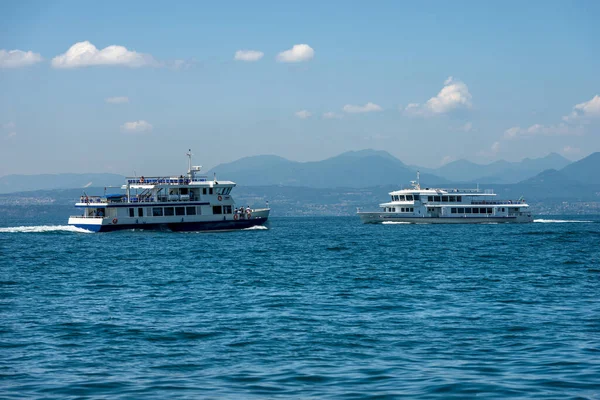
[0,49,43,68]
[52,41,158,69]
[105,96,129,104]
[504,123,583,139]
[322,111,342,119]
[404,76,472,116]
[234,50,264,62]
[295,110,312,119]
[477,141,501,158]
[343,102,383,113]
[121,120,153,133]
[562,95,600,122]
[3,121,16,129]
[276,44,314,63]
[461,122,473,132]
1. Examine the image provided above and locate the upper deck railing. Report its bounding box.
[125,176,209,185]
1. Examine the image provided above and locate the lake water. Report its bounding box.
[1,208,599,398]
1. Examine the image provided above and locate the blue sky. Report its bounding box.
[1,1,599,176]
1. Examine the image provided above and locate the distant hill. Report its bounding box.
[419,153,572,184]
[206,149,447,188]
[0,173,125,194]
[558,152,600,184]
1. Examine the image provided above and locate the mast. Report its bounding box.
[187,149,193,177]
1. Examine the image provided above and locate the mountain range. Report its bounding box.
[0,150,599,194]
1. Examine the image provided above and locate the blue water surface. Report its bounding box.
[1,207,599,398]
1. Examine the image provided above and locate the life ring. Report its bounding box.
[234,214,239,220]
[217,195,223,201]
[112,218,118,224]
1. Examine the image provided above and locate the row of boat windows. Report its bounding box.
[128,205,234,217]
[385,207,414,213]
[449,207,505,214]
[428,195,463,202]
[391,194,420,201]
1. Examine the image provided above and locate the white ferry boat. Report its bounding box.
[68,151,270,232]
[358,174,533,224]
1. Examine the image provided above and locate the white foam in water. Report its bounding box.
[243,225,269,230]
[0,225,93,233]
[382,221,411,224]
[534,219,592,223]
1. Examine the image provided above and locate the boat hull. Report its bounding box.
[69,208,270,232]
[358,212,533,224]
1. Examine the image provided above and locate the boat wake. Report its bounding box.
[0,225,93,234]
[534,219,593,224]
[382,221,411,225]
[243,225,269,230]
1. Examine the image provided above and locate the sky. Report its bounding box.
[1,0,599,176]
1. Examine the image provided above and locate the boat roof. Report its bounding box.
[389,187,496,196]
[122,176,236,190]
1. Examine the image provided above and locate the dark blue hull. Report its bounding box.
[73,218,268,233]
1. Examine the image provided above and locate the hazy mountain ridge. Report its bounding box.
[2,150,597,195]
[415,152,572,184]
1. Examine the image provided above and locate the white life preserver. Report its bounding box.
[234,214,239,220]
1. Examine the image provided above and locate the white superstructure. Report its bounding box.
[68,151,270,232]
[358,173,533,224]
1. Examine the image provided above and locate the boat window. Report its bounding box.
[153,207,163,216]
[473,208,479,214]
[175,207,185,216]
[449,196,455,202]
[391,196,395,202]
[406,195,413,201]
[410,208,414,212]
[180,188,188,195]
[203,188,207,195]
[186,206,196,215]
[501,208,505,212]
[224,205,232,214]
[428,196,433,202]
[213,205,222,215]
[399,195,405,201]
[164,207,175,216]
[413,194,420,201]
[434,196,441,202]
[138,208,143,217]
[401,208,405,212]
[129,208,134,217]
[465,208,471,214]
[442,196,448,202]
[457,196,462,202]
[451,208,457,214]
[209,188,213,195]
[487,208,492,214]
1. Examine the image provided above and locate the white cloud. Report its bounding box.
[440,155,455,165]
[504,123,582,139]
[343,102,383,113]
[3,121,16,129]
[322,112,342,119]
[0,49,43,68]
[562,146,581,155]
[462,122,473,132]
[121,120,153,133]
[6,132,17,139]
[295,110,312,119]
[234,50,264,62]
[491,141,500,153]
[404,76,472,116]
[276,44,314,63]
[562,95,600,122]
[52,41,158,69]
[105,96,129,104]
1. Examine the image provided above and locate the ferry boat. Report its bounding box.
[357,173,533,224]
[68,151,270,232]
